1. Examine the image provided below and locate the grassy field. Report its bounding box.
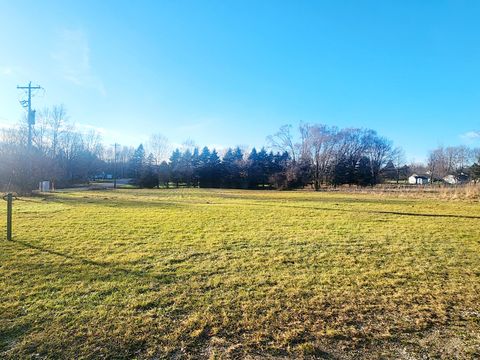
[1,189,479,359]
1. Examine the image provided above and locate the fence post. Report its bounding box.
[5,193,12,240]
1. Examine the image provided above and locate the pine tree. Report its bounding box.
[222,148,236,188]
[191,147,200,187]
[247,148,260,189]
[146,153,155,169]
[354,157,373,186]
[470,163,480,183]
[158,161,170,188]
[130,144,145,180]
[179,149,193,186]
[256,148,270,187]
[221,147,245,188]
[169,149,182,187]
[198,147,211,188]
[209,149,222,188]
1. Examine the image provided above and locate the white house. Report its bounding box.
[408,174,429,185]
[443,173,469,185]
[444,175,457,185]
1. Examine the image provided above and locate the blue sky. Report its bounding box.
[1,0,479,161]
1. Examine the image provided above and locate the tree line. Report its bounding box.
[133,124,400,189]
[124,124,480,189]
[1,105,480,193]
[426,145,480,183]
[0,105,104,192]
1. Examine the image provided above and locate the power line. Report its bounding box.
[17,81,42,149]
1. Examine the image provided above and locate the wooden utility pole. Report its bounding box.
[17,82,42,149]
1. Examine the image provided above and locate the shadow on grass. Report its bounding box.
[10,239,175,284]
[0,324,31,353]
[43,195,186,210]
[308,206,480,220]
[231,201,480,220]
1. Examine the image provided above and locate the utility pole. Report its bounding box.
[113,143,118,189]
[17,82,42,149]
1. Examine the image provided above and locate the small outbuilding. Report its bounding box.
[39,180,52,192]
[408,174,429,185]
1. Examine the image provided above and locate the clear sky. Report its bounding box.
[1,0,479,161]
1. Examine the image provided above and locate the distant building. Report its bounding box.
[39,181,52,192]
[443,173,469,185]
[408,174,429,185]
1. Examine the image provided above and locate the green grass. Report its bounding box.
[1,189,479,358]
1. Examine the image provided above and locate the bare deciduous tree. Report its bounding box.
[364,130,394,185]
[267,124,297,162]
[147,133,170,166]
[391,147,406,183]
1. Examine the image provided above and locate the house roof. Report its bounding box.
[410,173,429,179]
[444,173,470,180]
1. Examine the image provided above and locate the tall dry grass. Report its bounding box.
[438,183,480,200]
[324,183,480,200]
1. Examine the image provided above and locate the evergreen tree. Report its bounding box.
[220,147,246,188]
[198,147,211,188]
[334,156,357,186]
[191,147,200,187]
[169,149,182,187]
[145,153,155,169]
[470,163,480,183]
[256,148,271,187]
[247,148,260,189]
[130,144,145,179]
[158,161,170,188]
[333,157,349,185]
[354,157,373,186]
[268,151,288,189]
[381,160,397,182]
[179,149,193,186]
[209,149,222,188]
